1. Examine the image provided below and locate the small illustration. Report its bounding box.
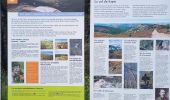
[70,39,82,56]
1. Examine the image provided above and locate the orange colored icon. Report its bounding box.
[7,0,18,4]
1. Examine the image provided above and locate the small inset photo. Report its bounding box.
[55,54,68,61]
[41,40,53,49]
[140,71,153,89]
[109,40,122,59]
[140,40,153,50]
[156,40,169,50]
[124,63,137,89]
[70,39,82,56]
[55,39,68,49]
[155,88,169,100]
[94,76,122,89]
[109,61,122,74]
[12,62,24,83]
[41,51,53,60]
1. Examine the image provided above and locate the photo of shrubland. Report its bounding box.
[41,40,53,49]
[55,54,68,61]
[55,39,68,49]
[41,51,53,60]
[8,0,84,12]
[94,23,170,38]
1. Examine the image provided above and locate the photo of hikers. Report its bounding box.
[109,61,122,74]
[70,39,82,56]
[140,71,153,89]
[8,0,84,12]
[109,40,122,59]
[41,40,53,50]
[140,40,154,50]
[12,62,24,83]
[124,63,137,89]
[94,76,122,89]
[156,40,170,50]
[55,39,68,49]
[94,23,170,38]
[41,51,53,60]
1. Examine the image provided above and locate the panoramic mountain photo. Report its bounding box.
[94,23,170,38]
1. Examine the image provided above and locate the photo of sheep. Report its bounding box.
[94,23,170,38]
[109,40,122,59]
[124,63,137,89]
[55,39,68,49]
[41,40,53,49]
[156,40,170,50]
[70,39,82,56]
[41,51,53,60]
[140,40,154,50]
[109,61,122,74]
[140,71,153,89]
[12,62,24,83]
[55,54,68,61]
[8,0,84,12]
[94,76,122,89]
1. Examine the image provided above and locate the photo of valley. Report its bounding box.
[124,63,137,89]
[156,40,170,50]
[94,23,170,38]
[140,71,153,89]
[8,0,84,12]
[109,61,122,74]
[94,76,122,89]
[55,39,68,49]
[55,54,68,61]
[41,40,53,49]
[140,40,153,50]
[12,62,24,83]
[109,40,122,59]
[41,51,53,60]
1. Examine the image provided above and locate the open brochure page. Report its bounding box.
[7,0,84,100]
[90,0,170,100]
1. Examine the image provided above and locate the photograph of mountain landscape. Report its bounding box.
[8,0,84,12]
[41,51,53,60]
[109,40,122,59]
[94,23,170,38]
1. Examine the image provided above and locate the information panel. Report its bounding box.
[8,0,84,100]
[90,0,170,100]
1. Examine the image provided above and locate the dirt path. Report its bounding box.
[152,29,170,38]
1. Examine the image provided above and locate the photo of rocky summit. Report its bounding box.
[8,0,84,12]
[94,23,170,38]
